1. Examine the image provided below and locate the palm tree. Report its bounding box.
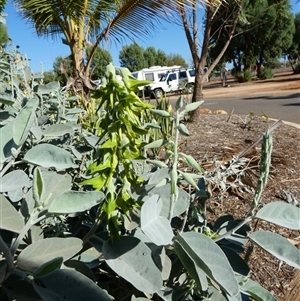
[13,0,210,95]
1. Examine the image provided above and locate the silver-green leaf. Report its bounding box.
[238,277,277,301]
[0,170,30,192]
[146,159,168,168]
[0,98,38,164]
[175,232,239,296]
[181,153,203,172]
[174,239,208,291]
[144,139,168,149]
[23,144,78,170]
[182,100,204,114]
[255,201,300,230]
[175,95,184,111]
[43,124,73,137]
[17,237,83,272]
[33,269,112,301]
[249,231,300,269]
[103,236,162,294]
[177,123,190,136]
[0,194,24,233]
[140,195,174,246]
[150,109,171,117]
[48,191,105,214]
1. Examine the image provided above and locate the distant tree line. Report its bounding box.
[119,43,188,71]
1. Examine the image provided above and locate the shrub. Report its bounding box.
[258,67,274,80]
[243,69,253,82]
[231,68,245,83]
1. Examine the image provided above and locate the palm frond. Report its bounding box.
[13,0,87,38]
[96,0,206,42]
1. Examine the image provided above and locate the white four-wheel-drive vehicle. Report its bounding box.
[144,67,196,98]
[132,65,183,96]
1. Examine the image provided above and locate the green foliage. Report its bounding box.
[243,69,252,82]
[119,43,147,71]
[167,53,188,67]
[285,13,300,73]
[86,46,112,80]
[42,70,57,84]
[210,0,295,72]
[0,45,299,301]
[0,2,6,14]
[119,43,188,71]
[156,49,169,66]
[258,67,274,80]
[144,46,159,67]
[81,64,154,232]
[0,22,8,45]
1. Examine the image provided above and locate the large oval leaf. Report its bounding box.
[43,124,74,137]
[141,195,174,246]
[0,170,29,195]
[238,277,277,301]
[23,144,78,170]
[0,194,24,233]
[255,201,300,230]
[32,269,111,301]
[0,98,38,164]
[103,236,162,294]
[249,231,300,269]
[48,191,105,214]
[174,239,208,291]
[17,237,83,272]
[175,232,239,297]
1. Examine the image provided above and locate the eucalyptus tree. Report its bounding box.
[167,53,188,67]
[285,12,300,72]
[211,0,294,77]
[119,43,146,71]
[178,0,243,119]
[13,0,209,95]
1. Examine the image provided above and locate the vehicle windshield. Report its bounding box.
[159,73,168,82]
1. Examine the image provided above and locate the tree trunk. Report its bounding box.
[66,35,96,98]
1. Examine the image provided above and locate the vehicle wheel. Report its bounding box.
[154,88,164,99]
[186,83,194,94]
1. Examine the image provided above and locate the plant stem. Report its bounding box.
[213,215,253,243]
[0,160,13,178]
[82,213,103,245]
[169,111,180,221]
[10,210,46,257]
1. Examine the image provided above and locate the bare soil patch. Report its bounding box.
[179,114,299,300]
[178,72,300,300]
[203,71,300,98]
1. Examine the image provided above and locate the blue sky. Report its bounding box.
[3,0,300,73]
